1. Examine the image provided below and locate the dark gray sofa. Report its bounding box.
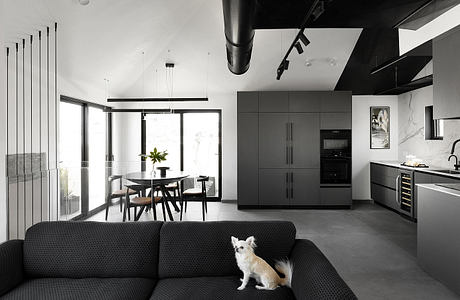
[0,221,356,300]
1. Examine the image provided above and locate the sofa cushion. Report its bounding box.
[0,278,156,300]
[150,276,295,300]
[158,221,296,278]
[24,221,162,278]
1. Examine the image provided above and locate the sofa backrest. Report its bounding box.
[158,221,296,278]
[24,221,162,279]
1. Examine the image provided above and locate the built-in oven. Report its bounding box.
[320,130,352,184]
[321,157,351,184]
[320,130,351,157]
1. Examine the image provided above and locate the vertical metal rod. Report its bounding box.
[39,31,42,222]
[15,43,18,237]
[22,38,26,235]
[47,26,50,220]
[54,23,58,221]
[30,35,34,224]
[6,47,10,239]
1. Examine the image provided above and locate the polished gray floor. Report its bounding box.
[88,201,460,300]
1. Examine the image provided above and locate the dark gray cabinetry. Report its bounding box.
[321,187,352,206]
[259,113,290,168]
[370,163,399,210]
[237,92,258,113]
[320,113,352,129]
[238,91,351,208]
[237,113,259,205]
[259,169,290,206]
[290,169,320,205]
[433,27,460,119]
[290,113,320,168]
[289,92,321,112]
[259,91,289,112]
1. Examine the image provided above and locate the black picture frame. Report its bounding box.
[370,106,390,149]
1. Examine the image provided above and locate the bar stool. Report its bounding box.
[180,176,209,221]
[105,175,139,221]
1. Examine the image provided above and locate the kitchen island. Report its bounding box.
[417,183,460,296]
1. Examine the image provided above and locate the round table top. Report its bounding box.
[125,171,189,186]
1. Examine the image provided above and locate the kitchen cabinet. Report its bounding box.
[433,27,460,119]
[237,92,258,113]
[371,183,398,211]
[259,113,290,168]
[238,91,352,208]
[320,112,352,129]
[290,113,320,168]
[258,169,290,206]
[237,113,258,205]
[289,91,321,112]
[370,163,399,211]
[259,91,289,112]
[321,187,352,206]
[290,169,320,205]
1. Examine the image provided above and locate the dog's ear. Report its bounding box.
[231,236,238,246]
[246,236,256,247]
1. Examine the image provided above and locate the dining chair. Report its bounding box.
[105,175,139,221]
[123,183,167,222]
[180,176,209,221]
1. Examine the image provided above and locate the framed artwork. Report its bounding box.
[370,106,390,149]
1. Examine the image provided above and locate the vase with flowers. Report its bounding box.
[139,147,168,176]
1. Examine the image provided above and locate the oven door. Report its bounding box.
[320,157,351,184]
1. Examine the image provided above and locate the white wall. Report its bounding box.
[112,92,237,200]
[352,96,399,200]
[0,0,7,242]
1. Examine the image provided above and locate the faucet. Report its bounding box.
[448,155,460,170]
[451,139,460,155]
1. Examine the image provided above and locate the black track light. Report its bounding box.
[294,42,303,54]
[299,32,310,47]
[284,60,290,70]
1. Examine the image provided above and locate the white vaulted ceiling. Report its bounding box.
[3,0,362,103]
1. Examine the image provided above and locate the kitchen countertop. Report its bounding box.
[371,160,460,179]
[417,183,460,197]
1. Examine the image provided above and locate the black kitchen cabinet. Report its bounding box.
[290,113,320,168]
[320,112,352,129]
[259,169,290,206]
[370,163,399,211]
[259,113,290,169]
[237,113,259,206]
[371,182,398,211]
[259,91,289,112]
[321,187,352,206]
[290,169,320,206]
[238,91,352,208]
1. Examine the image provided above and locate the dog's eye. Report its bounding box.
[240,246,243,249]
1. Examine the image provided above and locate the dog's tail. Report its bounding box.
[275,259,293,287]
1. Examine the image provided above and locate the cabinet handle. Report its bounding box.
[291,146,293,164]
[290,122,293,141]
[286,123,289,141]
[286,173,289,199]
[286,146,289,164]
[395,175,401,206]
[290,172,294,198]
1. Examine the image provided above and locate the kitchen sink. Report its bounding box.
[431,169,460,175]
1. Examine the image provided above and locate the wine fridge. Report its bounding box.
[396,170,415,219]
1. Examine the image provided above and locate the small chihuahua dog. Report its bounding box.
[231,236,293,291]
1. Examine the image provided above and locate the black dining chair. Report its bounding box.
[105,175,139,221]
[180,176,209,221]
[123,183,167,222]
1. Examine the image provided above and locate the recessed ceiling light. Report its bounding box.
[305,59,312,67]
[78,0,90,6]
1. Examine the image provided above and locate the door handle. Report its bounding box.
[290,172,294,199]
[395,175,401,206]
[286,173,289,199]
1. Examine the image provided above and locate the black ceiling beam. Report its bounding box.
[107,97,208,102]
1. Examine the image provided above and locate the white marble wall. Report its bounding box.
[398,85,460,168]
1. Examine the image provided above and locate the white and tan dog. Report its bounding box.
[231,236,293,291]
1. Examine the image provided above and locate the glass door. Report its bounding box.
[183,112,220,197]
[88,107,107,211]
[59,102,83,220]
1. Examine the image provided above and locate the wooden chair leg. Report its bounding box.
[180,198,184,221]
[122,201,127,222]
[119,196,123,212]
[134,206,137,218]
[161,201,167,222]
[202,197,205,221]
[153,203,157,221]
[128,205,131,221]
[105,196,110,221]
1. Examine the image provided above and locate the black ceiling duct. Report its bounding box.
[222,0,256,75]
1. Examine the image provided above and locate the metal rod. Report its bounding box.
[30,34,34,224]
[22,38,26,235]
[39,30,43,222]
[15,43,18,238]
[107,97,209,102]
[55,23,58,221]
[6,47,10,239]
[47,26,50,220]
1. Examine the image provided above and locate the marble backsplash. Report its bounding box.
[398,86,460,169]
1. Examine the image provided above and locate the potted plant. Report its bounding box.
[139,147,168,175]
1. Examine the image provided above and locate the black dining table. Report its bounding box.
[125,171,189,221]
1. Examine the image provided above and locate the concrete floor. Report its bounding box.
[88,201,460,300]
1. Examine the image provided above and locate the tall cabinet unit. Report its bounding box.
[237,91,352,208]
